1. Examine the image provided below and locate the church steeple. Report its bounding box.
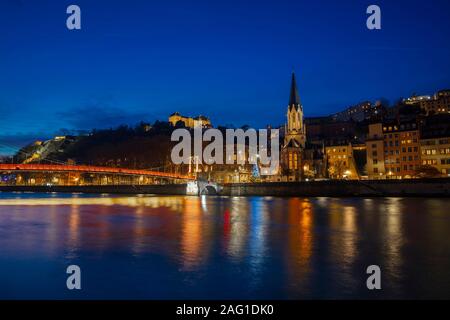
[281,70,306,180]
[284,70,305,148]
[288,71,301,109]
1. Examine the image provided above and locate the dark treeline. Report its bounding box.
[63,121,177,169]
[15,119,260,170]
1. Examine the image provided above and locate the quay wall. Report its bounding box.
[1,179,449,197]
[221,179,450,197]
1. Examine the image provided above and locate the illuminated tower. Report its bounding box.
[281,71,305,180]
[284,71,306,148]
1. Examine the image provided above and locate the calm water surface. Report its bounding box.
[0,192,449,299]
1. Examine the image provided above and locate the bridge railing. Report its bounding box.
[0,164,195,183]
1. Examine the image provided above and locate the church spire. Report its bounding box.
[288,71,301,109]
[284,70,306,149]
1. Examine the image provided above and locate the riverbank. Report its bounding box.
[222,178,450,197]
[1,178,450,197]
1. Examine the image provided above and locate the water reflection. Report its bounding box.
[328,200,358,272]
[286,198,314,294]
[67,203,80,259]
[0,195,185,210]
[0,193,449,299]
[131,204,145,256]
[180,197,204,271]
[383,198,404,291]
[247,198,269,290]
[227,197,249,261]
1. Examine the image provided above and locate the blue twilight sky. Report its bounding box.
[1,0,450,154]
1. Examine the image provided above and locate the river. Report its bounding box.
[0,192,449,299]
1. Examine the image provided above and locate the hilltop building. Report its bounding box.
[404,90,450,115]
[169,112,211,128]
[331,101,383,123]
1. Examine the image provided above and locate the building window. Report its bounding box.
[289,153,293,170]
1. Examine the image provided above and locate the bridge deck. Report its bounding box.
[0,164,194,180]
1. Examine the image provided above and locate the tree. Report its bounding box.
[175,120,186,128]
[328,159,346,179]
[414,165,442,178]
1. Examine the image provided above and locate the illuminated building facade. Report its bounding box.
[419,114,450,176]
[366,121,421,179]
[302,145,326,180]
[404,95,432,105]
[391,122,421,178]
[404,90,450,115]
[325,143,359,180]
[420,137,450,176]
[365,123,386,179]
[169,112,212,128]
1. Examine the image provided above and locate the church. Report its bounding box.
[280,71,306,181]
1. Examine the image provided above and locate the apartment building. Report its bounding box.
[366,121,421,179]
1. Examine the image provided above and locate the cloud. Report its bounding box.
[0,133,49,156]
[57,103,156,131]
[0,100,162,155]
